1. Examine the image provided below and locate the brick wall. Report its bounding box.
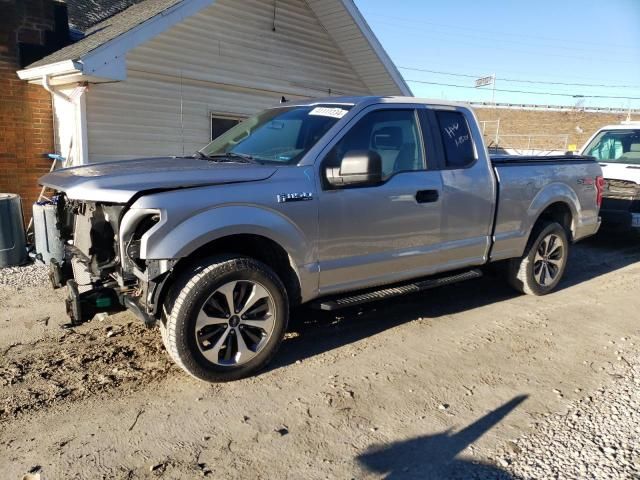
[0,0,57,212]
[473,107,639,152]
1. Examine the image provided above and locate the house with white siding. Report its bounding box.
[17,0,410,166]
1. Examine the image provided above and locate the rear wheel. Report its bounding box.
[507,221,569,296]
[161,256,288,382]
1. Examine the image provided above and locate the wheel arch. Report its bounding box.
[527,183,580,242]
[534,201,574,241]
[155,233,304,321]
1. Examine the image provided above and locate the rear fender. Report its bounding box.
[526,182,579,238]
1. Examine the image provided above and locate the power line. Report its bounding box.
[365,12,639,52]
[404,79,640,100]
[400,67,477,79]
[397,59,622,84]
[399,66,640,90]
[371,19,638,64]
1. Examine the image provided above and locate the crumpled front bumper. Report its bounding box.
[64,279,125,325]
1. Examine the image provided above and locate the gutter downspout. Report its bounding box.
[42,74,72,102]
[41,74,90,165]
[42,74,61,170]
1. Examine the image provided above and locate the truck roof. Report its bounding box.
[595,122,640,131]
[282,96,468,109]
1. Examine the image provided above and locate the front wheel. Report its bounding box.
[161,256,289,382]
[507,221,569,296]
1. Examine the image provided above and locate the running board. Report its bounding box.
[312,269,483,311]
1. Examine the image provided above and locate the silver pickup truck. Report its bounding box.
[41,96,602,382]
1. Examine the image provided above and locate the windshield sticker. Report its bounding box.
[309,107,348,119]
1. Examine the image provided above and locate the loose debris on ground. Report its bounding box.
[497,350,640,479]
[0,236,639,479]
[0,321,174,420]
[0,262,49,289]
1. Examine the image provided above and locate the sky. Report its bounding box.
[355,0,640,110]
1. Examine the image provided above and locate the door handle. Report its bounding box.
[416,190,439,204]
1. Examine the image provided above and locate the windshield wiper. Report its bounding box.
[192,151,209,159]
[205,152,259,164]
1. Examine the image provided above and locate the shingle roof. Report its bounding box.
[64,0,144,32]
[28,0,184,68]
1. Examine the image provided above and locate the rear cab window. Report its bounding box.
[435,110,475,169]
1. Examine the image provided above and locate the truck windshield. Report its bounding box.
[199,105,352,165]
[583,129,640,165]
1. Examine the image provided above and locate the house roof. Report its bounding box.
[22,0,411,95]
[28,0,183,68]
[64,0,144,32]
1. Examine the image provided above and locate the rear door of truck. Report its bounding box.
[419,106,497,267]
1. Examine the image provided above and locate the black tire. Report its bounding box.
[507,221,569,296]
[160,255,289,382]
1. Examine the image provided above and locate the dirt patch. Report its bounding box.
[0,321,175,420]
[0,236,639,479]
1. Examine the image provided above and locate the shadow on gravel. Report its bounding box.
[269,231,640,372]
[356,395,528,480]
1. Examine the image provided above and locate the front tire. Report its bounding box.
[507,221,569,296]
[161,256,289,382]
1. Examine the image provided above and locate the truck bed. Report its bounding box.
[488,154,601,262]
[490,155,596,165]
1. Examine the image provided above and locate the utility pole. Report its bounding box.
[491,73,496,106]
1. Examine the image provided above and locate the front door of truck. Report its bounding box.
[316,105,446,294]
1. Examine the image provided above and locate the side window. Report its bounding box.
[326,109,425,178]
[436,111,475,168]
[211,115,242,141]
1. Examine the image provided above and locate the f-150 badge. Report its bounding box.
[277,192,313,203]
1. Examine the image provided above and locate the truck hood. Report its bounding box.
[600,163,640,185]
[40,157,278,203]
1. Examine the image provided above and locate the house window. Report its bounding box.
[211,114,243,141]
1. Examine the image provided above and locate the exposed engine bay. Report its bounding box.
[52,194,169,326]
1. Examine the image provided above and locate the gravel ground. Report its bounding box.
[0,235,639,479]
[0,262,49,289]
[497,350,640,479]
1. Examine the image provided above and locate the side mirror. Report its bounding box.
[326,150,383,187]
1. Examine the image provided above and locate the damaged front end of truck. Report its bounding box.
[51,194,173,326]
[37,154,278,327]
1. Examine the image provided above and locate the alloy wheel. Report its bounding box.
[533,233,565,287]
[194,280,275,366]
